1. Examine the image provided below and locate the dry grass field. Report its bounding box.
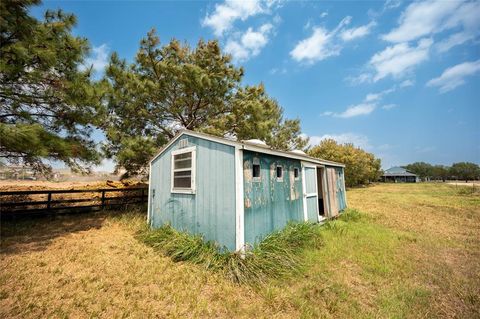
[1,183,479,318]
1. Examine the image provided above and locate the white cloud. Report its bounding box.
[345,73,372,85]
[291,16,374,63]
[381,103,397,110]
[382,0,461,42]
[336,103,377,118]
[340,21,376,41]
[382,0,480,46]
[364,87,395,102]
[320,12,328,18]
[399,79,414,87]
[202,0,265,36]
[384,0,402,10]
[269,67,287,75]
[225,23,273,61]
[427,59,480,93]
[307,133,371,149]
[290,27,340,63]
[83,44,109,74]
[323,86,397,118]
[436,31,475,53]
[370,38,432,81]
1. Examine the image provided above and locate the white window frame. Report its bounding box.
[276,165,284,182]
[171,146,196,194]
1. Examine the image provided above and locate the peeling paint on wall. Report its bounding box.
[243,151,304,245]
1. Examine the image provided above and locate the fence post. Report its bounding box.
[47,192,54,219]
[47,192,52,210]
[101,190,106,209]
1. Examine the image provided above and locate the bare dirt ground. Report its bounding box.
[446,181,480,187]
[0,180,146,191]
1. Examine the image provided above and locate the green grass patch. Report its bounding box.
[138,221,324,285]
[137,209,364,286]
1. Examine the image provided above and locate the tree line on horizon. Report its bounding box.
[402,162,480,183]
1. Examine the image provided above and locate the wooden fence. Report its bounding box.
[0,187,148,218]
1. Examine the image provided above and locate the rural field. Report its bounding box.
[1,183,479,318]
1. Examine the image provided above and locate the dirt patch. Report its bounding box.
[0,180,146,191]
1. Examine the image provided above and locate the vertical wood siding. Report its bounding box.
[243,151,304,246]
[150,136,236,250]
[324,166,348,216]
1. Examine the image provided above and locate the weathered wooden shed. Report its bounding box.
[148,130,347,251]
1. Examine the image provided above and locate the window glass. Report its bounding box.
[172,150,193,190]
[294,168,299,179]
[173,171,191,188]
[253,164,260,178]
[276,166,283,180]
[174,152,192,169]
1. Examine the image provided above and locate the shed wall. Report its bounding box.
[149,136,236,250]
[243,151,304,246]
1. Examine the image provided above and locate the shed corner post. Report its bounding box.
[342,167,348,208]
[235,147,245,252]
[147,161,152,226]
[301,162,308,222]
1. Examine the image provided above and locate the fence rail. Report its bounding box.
[0,187,148,218]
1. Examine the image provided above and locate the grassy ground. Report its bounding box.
[1,183,479,318]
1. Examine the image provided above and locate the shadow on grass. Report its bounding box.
[0,205,146,255]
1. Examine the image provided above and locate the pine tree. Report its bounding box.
[103,29,307,176]
[0,0,105,174]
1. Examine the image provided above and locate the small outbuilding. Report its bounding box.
[148,130,347,251]
[381,166,419,183]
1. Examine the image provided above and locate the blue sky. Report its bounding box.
[32,0,480,170]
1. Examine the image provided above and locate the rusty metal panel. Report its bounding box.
[243,151,304,246]
[150,136,236,250]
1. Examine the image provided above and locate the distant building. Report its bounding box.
[381,167,419,183]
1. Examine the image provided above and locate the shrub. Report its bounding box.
[137,222,323,285]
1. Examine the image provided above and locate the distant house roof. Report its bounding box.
[150,130,345,167]
[382,166,418,177]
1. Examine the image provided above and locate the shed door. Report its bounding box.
[335,168,347,211]
[326,167,339,217]
[302,165,319,222]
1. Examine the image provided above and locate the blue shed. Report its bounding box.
[148,130,347,251]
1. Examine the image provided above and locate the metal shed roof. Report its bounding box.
[382,166,418,177]
[150,130,345,168]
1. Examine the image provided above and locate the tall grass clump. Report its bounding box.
[339,208,364,222]
[137,222,323,285]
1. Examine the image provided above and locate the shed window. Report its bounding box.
[253,164,260,178]
[171,147,196,194]
[252,157,261,181]
[276,166,283,181]
[294,167,299,179]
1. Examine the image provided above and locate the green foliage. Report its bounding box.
[138,222,323,285]
[404,162,480,182]
[0,0,105,174]
[103,30,307,176]
[403,162,434,181]
[308,139,382,187]
[450,162,480,182]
